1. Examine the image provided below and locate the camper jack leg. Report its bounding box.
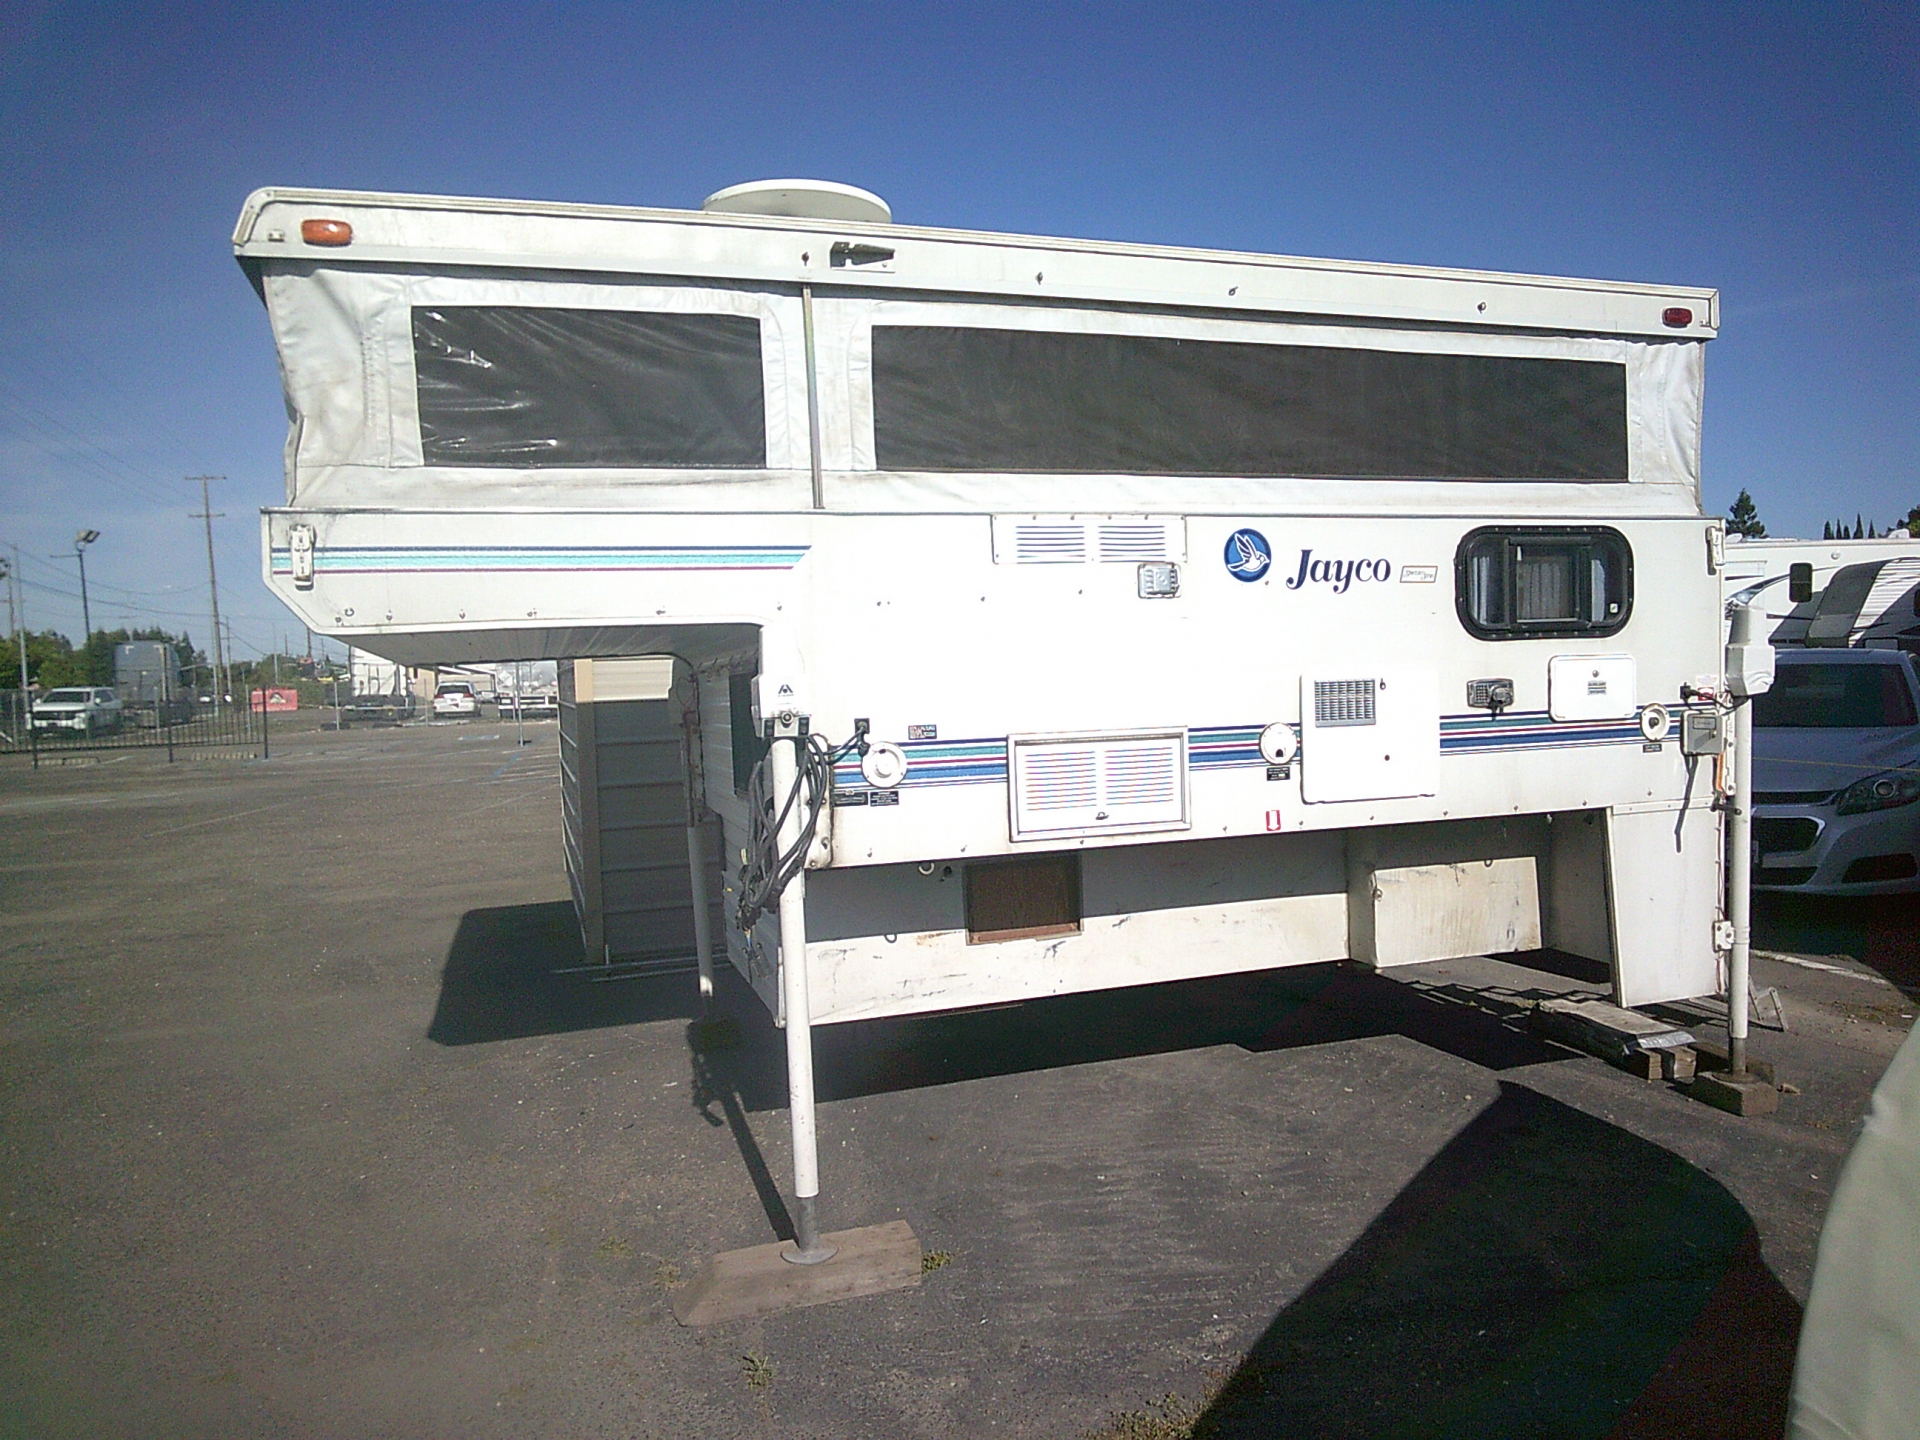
[776,863,834,1263]
[672,731,922,1324]
[686,821,715,1008]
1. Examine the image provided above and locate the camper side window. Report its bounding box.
[1455,527,1632,639]
[872,327,1629,481]
[412,307,767,469]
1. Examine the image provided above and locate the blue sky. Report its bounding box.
[1,1,1913,655]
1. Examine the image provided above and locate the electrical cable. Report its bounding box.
[734,727,866,933]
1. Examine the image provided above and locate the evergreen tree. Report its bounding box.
[1726,488,1767,538]
[1856,514,1865,539]
[1824,521,1834,539]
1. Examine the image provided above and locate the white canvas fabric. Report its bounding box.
[260,266,1705,517]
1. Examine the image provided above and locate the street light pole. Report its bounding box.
[73,529,99,643]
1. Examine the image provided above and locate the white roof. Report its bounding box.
[234,186,1717,340]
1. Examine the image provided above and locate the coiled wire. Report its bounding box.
[735,730,861,933]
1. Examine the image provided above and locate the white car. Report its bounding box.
[31,686,123,735]
[431,682,479,719]
[1753,649,1920,894]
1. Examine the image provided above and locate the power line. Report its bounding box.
[0,393,185,509]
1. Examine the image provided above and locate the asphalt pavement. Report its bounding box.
[1,720,1911,1438]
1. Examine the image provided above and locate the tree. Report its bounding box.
[1824,521,1834,539]
[1727,488,1767,538]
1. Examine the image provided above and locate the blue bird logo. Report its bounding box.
[1224,528,1272,582]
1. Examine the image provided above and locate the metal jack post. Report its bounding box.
[1694,598,1780,1116]
[768,720,835,1265]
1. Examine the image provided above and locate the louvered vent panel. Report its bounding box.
[1010,730,1189,840]
[1096,523,1171,562]
[992,515,1186,564]
[1022,748,1099,811]
[1314,679,1377,728]
[1015,524,1089,564]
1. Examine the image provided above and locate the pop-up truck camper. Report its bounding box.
[237,179,1732,1308]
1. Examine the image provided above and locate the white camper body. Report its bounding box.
[1724,535,1920,650]
[238,186,1727,1022]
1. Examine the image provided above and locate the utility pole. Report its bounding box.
[2,553,15,741]
[189,477,226,714]
[9,541,35,767]
[9,542,26,695]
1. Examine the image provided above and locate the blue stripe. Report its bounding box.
[831,711,1649,792]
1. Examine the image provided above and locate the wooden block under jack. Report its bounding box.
[672,1220,922,1326]
[1662,1046,1698,1083]
[1690,1069,1780,1117]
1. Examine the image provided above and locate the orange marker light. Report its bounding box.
[1662,307,1693,328]
[300,218,353,247]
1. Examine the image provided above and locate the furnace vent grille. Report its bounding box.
[1008,729,1189,841]
[1314,679,1378,728]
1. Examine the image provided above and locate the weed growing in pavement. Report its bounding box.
[921,1249,955,1274]
[595,1236,634,1259]
[1081,1393,1201,1440]
[652,1260,682,1288]
[741,1352,775,1391]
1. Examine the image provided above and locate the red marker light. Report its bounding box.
[1662,307,1693,328]
[301,219,353,247]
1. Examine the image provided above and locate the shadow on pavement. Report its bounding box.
[1755,892,1920,998]
[1187,1083,1798,1439]
[427,901,703,1046]
[696,958,1577,1114]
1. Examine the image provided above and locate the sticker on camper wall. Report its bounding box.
[1224,529,1272,582]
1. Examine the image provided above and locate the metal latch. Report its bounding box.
[829,242,895,269]
[289,523,315,589]
[1466,678,1514,714]
[1137,562,1180,598]
[1713,918,1735,952]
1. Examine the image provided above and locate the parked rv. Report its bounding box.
[1726,535,1920,650]
[240,178,1727,1252]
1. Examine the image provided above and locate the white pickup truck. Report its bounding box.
[32,687,124,735]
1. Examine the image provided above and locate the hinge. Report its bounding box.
[1705,525,1724,576]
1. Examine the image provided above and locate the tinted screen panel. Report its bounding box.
[872,327,1627,480]
[414,307,766,468]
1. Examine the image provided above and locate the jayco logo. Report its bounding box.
[1284,550,1392,594]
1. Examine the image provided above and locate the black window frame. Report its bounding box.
[1454,526,1634,641]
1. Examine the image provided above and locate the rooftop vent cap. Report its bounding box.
[701,179,891,225]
